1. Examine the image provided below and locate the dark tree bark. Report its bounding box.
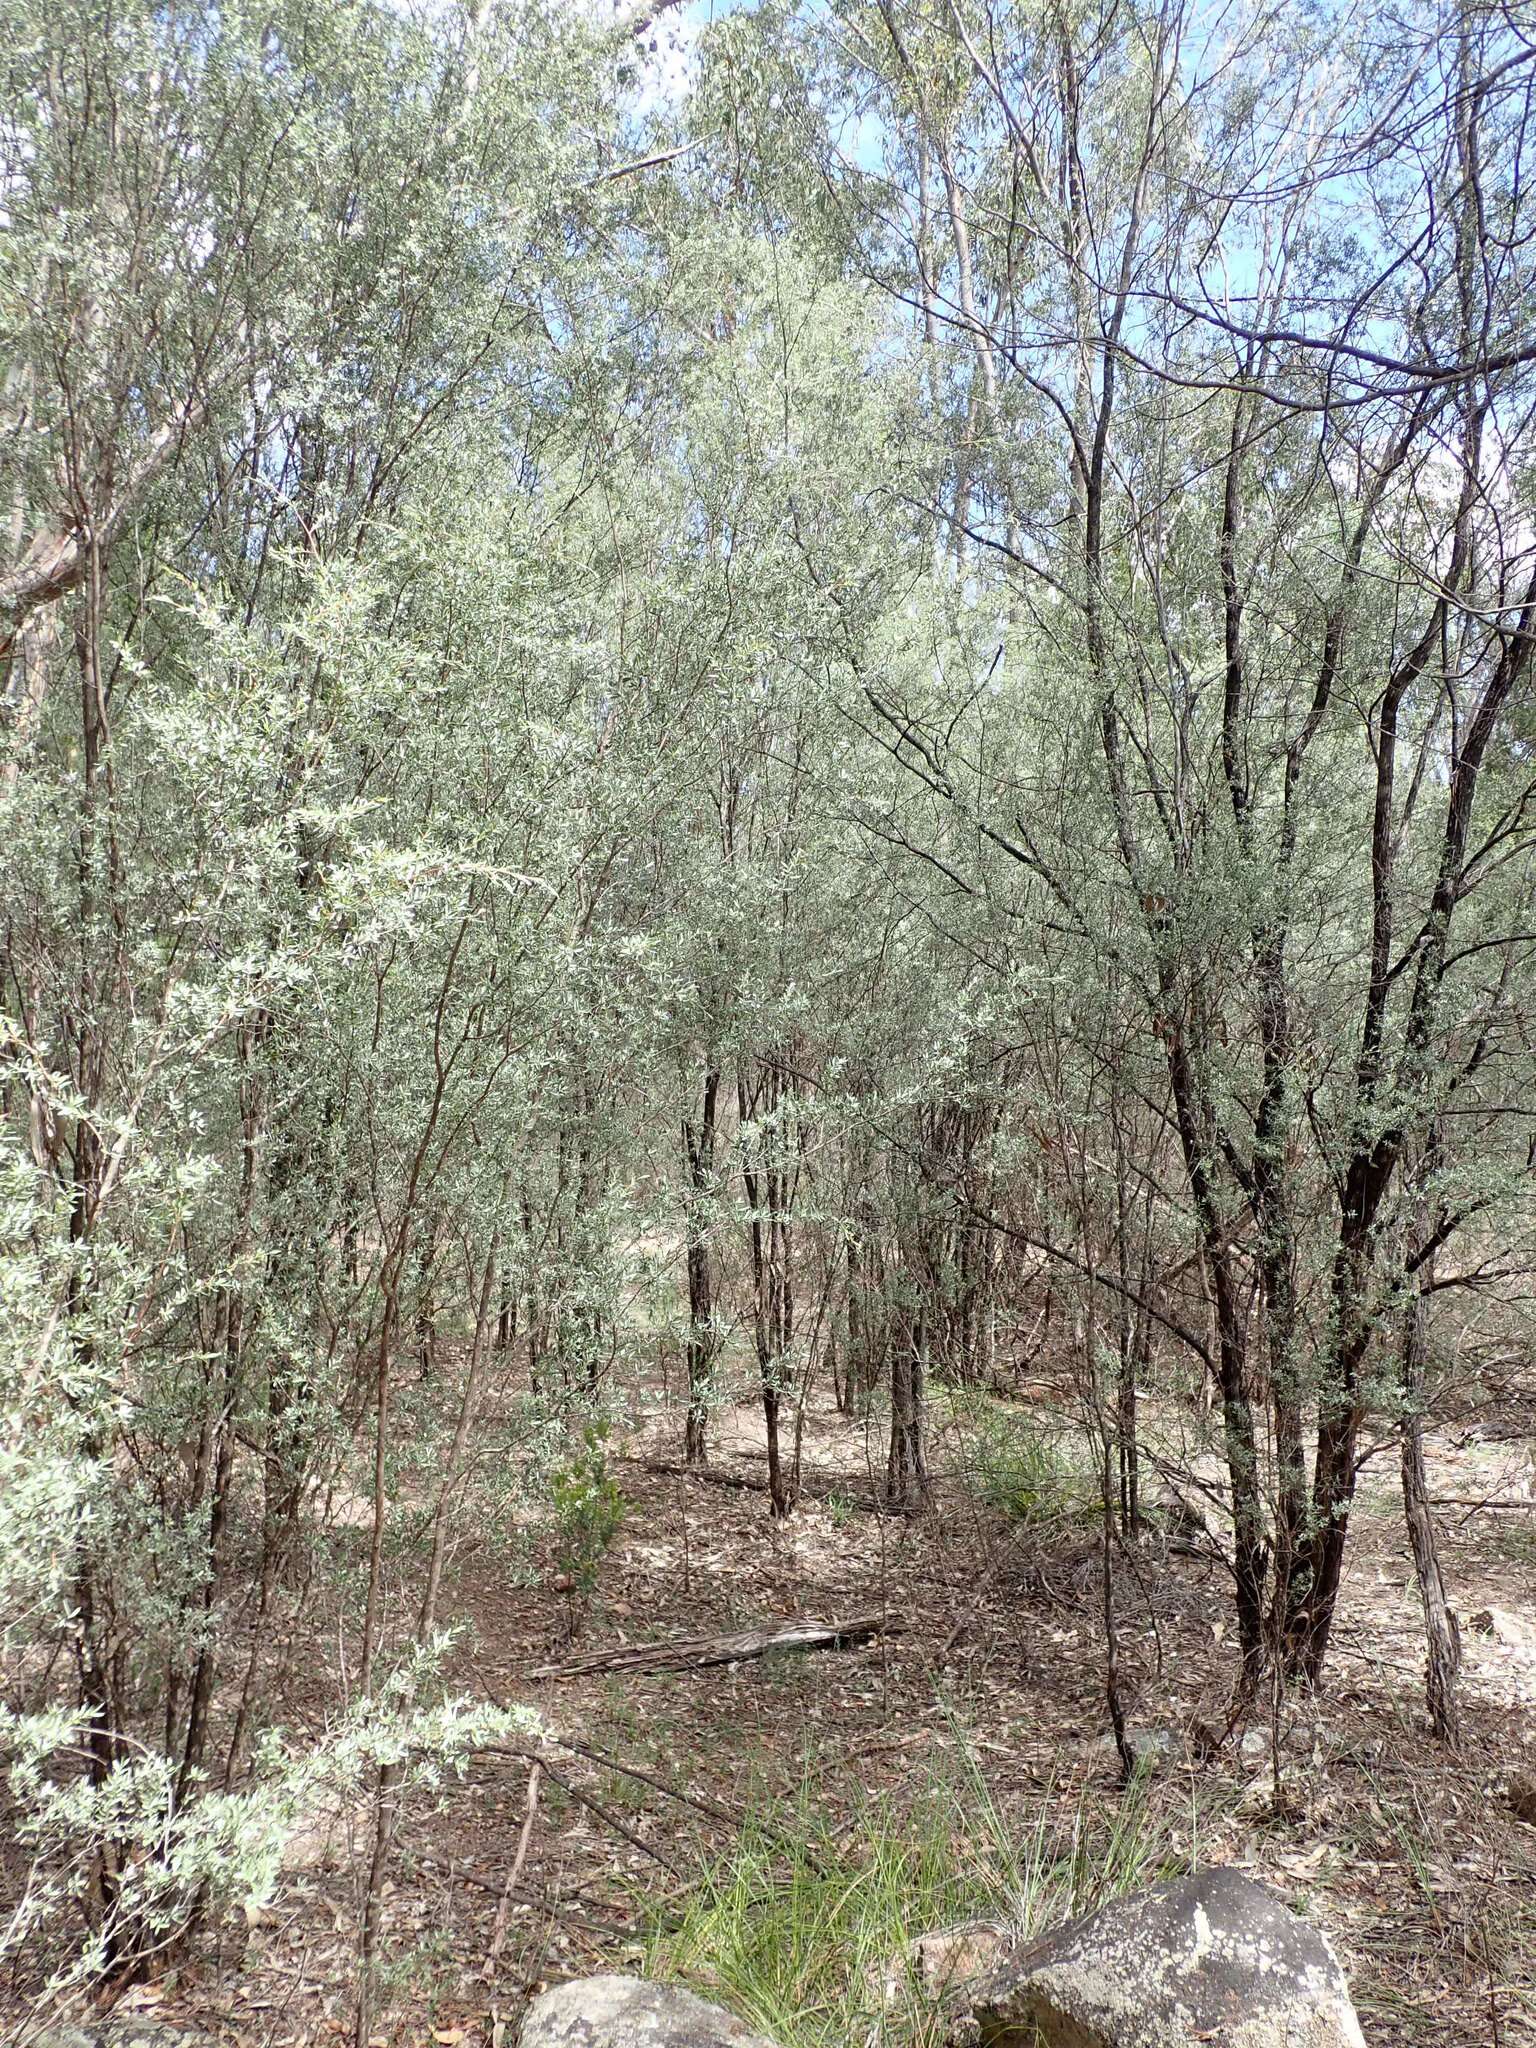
[681,1065,720,1465]
[885,1312,931,1511]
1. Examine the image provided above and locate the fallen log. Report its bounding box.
[531,1612,900,1680]
[622,1456,766,1495]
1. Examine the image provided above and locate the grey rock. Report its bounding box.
[869,1920,1016,2008]
[27,2025,215,2048]
[518,1976,778,2048]
[912,1921,1015,1997]
[968,1866,1365,2048]
[1238,1724,1309,1764]
[1089,1727,1180,1771]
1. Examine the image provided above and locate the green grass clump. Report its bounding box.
[644,1749,1185,2048]
[963,1403,1097,1531]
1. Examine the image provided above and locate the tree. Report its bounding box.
[728,0,1536,1708]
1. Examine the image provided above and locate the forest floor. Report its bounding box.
[24,1381,1536,2048]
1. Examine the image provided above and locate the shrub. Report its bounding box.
[549,1421,625,1616]
[1,1656,537,1995]
[963,1403,1096,1530]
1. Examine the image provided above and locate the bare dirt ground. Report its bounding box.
[19,1384,1536,2048]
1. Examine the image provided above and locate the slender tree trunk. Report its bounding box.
[418,1216,504,1636]
[844,1170,879,1416]
[1399,1231,1460,1743]
[682,1066,719,1465]
[739,1064,793,1514]
[885,1312,930,1510]
[1161,1007,1268,1678]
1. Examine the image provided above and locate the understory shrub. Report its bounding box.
[549,1422,626,1615]
[960,1402,1097,1531]
[0,1637,537,1995]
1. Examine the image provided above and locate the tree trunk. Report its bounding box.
[682,1066,719,1465]
[739,1063,795,1515]
[1400,1258,1460,1743]
[885,1313,930,1510]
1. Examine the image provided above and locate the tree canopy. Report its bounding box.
[3,0,1535,2024]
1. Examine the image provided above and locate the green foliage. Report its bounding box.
[646,1752,1185,2048]
[2,1649,538,1993]
[2,0,1534,2003]
[960,1402,1097,1532]
[550,1423,626,1601]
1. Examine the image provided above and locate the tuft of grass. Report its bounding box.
[1488,1513,1536,1569]
[960,1401,1097,1531]
[643,1746,1186,2048]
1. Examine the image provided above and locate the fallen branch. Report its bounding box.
[552,1734,742,1827]
[488,1761,541,1965]
[530,1612,901,1680]
[476,1736,830,1877]
[1431,1496,1535,1510]
[449,1868,630,1940]
[539,1758,685,1877]
[621,1456,765,1494]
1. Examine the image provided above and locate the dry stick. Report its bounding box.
[935,1540,1015,1658]
[1107,1516,1166,1681]
[469,1673,749,1830]
[1432,1496,1536,1513]
[479,1737,826,1876]
[354,930,490,2048]
[354,1269,405,2048]
[538,1759,684,1879]
[557,1736,830,1875]
[623,1456,764,1493]
[488,1762,541,1966]
[552,1736,741,1828]
[530,1611,899,1679]
[456,1871,628,1940]
[860,1380,894,1723]
[430,1851,618,1910]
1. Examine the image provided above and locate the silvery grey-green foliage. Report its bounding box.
[2,0,1535,2006]
[1,0,670,1985]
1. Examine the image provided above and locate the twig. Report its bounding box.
[539,1759,685,1878]
[936,1547,1008,1656]
[551,1736,741,1827]
[455,1870,629,1940]
[489,1762,541,1964]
